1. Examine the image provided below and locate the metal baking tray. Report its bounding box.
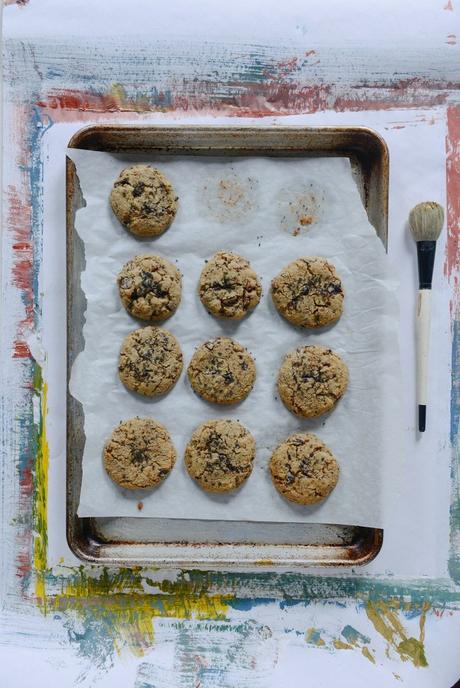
[67,125,388,568]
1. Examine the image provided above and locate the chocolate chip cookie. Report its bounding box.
[185,419,256,492]
[119,326,183,396]
[269,432,339,505]
[278,345,348,417]
[271,257,344,327]
[187,337,256,404]
[103,417,176,490]
[110,165,178,237]
[117,254,181,321]
[198,251,262,319]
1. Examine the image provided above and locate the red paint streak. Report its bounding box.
[334,77,452,112]
[12,339,31,359]
[273,56,299,79]
[444,0,454,9]
[37,90,135,113]
[8,184,34,329]
[16,463,33,580]
[232,83,331,115]
[445,105,460,281]
[16,550,32,578]
[36,73,458,121]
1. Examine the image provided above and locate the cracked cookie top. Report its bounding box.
[103,417,176,490]
[198,251,262,320]
[278,345,348,417]
[118,326,183,397]
[185,419,256,492]
[271,257,344,328]
[187,337,256,404]
[110,165,178,237]
[269,432,339,505]
[117,254,182,322]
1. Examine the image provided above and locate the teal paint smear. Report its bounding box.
[341,625,370,644]
[306,628,324,645]
[449,317,460,583]
[451,318,460,446]
[159,570,460,607]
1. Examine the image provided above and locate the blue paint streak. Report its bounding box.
[28,107,53,327]
[449,317,460,582]
[227,597,277,611]
[341,624,370,644]
[450,318,460,446]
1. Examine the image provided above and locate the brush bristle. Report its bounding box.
[409,201,444,242]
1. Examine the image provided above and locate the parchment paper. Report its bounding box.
[68,149,400,527]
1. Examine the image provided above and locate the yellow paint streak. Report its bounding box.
[366,600,428,668]
[49,588,230,657]
[33,376,49,608]
[333,639,353,650]
[361,646,376,664]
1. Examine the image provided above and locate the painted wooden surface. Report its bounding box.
[1,1,460,686]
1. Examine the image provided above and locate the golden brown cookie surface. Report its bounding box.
[117,254,181,322]
[278,345,348,417]
[119,326,183,396]
[271,257,343,328]
[110,165,178,237]
[103,418,176,490]
[270,432,339,505]
[199,251,262,319]
[188,337,256,404]
[185,419,255,492]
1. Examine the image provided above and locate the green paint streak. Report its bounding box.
[366,600,429,668]
[362,647,376,664]
[397,637,428,668]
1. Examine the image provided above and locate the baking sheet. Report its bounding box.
[68,149,400,527]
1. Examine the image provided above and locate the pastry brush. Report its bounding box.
[408,201,444,432]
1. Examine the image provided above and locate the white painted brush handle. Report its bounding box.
[416,289,432,406]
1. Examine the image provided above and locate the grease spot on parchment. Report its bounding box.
[199,172,259,223]
[278,183,325,236]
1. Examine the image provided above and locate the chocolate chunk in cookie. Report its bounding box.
[118,254,181,322]
[187,337,256,404]
[119,326,183,396]
[103,417,176,490]
[270,432,339,505]
[199,251,262,319]
[278,345,348,417]
[110,165,178,237]
[185,419,255,492]
[271,257,343,328]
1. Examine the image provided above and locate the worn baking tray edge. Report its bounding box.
[66,125,388,569]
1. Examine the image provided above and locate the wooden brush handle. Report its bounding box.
[416,289,432,431]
